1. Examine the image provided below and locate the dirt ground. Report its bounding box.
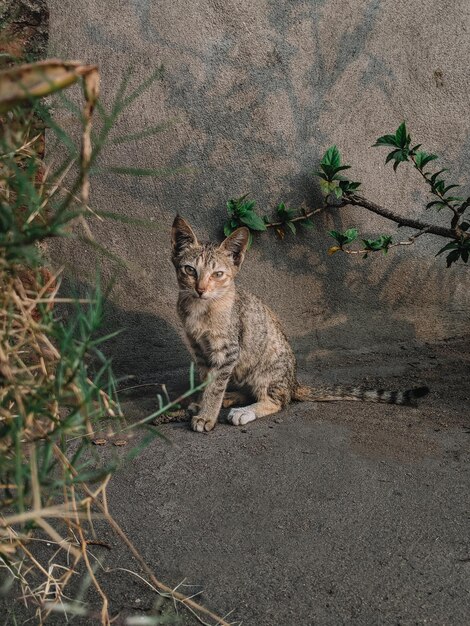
[3,336,470,625]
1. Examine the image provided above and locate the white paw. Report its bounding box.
[227,407,257,426]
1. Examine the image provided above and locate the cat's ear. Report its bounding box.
[172,215,198,257]
[220,227,250,267]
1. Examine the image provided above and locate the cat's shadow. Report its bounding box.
[57,277,194,398]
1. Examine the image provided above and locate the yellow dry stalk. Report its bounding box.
[0,271,58,435]
[0,58,100,208]
[0,59,98,113]
[0,268,115,452]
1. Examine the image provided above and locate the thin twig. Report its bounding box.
[265,206,325,228]
[340,225,434,255]
[0,133,42,160]
[53,445,235,626]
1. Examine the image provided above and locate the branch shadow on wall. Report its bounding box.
[66,0,463,391]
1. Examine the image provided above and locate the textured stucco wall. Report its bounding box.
[46,0,470,382]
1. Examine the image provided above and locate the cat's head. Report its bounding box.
[171,216,249,300]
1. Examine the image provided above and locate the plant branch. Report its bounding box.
[265,206,325,228]
[343,193,467,240]
[338,225,431,256]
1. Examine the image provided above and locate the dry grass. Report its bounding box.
[0,60,234,626]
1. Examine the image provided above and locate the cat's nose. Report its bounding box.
[196,286,206,296]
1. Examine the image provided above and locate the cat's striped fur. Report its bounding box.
[171,216,429,432]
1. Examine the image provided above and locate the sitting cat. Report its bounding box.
[171,216,429,432]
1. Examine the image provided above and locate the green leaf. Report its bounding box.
[426,200,446,210]
[385,149,402,164]
[286,221,296,235]
[433,180,446,194]
[395,122,408,148]
[446,249,461,267]
[349,182,361,190]
[330,228,358,246]
[442,184,460,194]
[301,218,314,229]
[332,165,351,174]
[328,228,357,246]
[329,230,342,243]
[392,150,409,170]
[339,180,361,192]
[276,203,295,221]
[436,241,458,256]
[320,179,338,195]
[373,134,399,148]
[362,235,393,251]
[414,151,438,169]
[321,145,341,170]
[430,169,448,184]
[344,228,358,243]
[240,211,267,231]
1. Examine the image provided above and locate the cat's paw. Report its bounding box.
[191,415,216,433]
[227,407,256,426]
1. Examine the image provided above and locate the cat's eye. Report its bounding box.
[213,271,224,278]
[184,265,197,276]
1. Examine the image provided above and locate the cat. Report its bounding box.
[171,215,429,432]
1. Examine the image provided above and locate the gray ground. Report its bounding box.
[4,336,470,625]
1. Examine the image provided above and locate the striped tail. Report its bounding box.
[292,384,429,406]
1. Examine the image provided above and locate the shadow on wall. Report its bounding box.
[85,0,390,227]
[240,212,427,357]
[55,211,464,398]
[101,300,192,392]
[48,0,468,388]
[57,276,194,395]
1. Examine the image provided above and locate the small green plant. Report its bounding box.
[221,122,469,268]
[322,122,470,265]
[224,194,266,244]
[224,195,314,241]
[316,145,361,199]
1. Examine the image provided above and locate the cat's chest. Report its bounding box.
[181,302,231,345]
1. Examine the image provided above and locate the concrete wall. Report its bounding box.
[47,0,470,383]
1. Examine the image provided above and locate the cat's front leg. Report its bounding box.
[191,366,234,432]
[186,356,208,417]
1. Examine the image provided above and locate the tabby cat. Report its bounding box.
[171,216,429,433]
